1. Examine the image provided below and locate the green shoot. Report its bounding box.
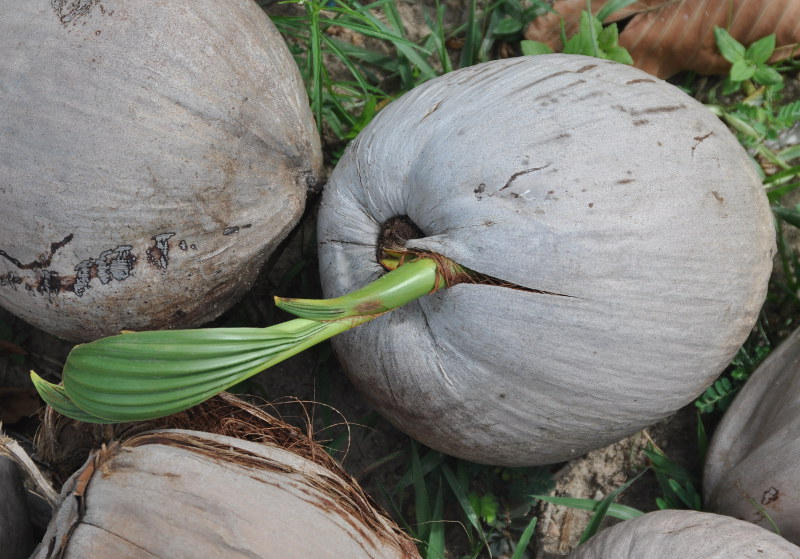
[31,254,465,423]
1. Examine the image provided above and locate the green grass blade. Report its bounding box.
[411,441,431,543]
[578,468,648,544]
[395,447,446,493]
[426,478,445,559]
[308,2,325,133]
[596,0,640,22]
[531,494,644,521]
[441,463,489,552]
[511,516,538,559]
[347,1,436,80]
[773,205,800,228]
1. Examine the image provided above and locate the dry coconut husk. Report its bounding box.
[29,393,419,559]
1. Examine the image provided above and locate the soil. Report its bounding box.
[1,3,799,558]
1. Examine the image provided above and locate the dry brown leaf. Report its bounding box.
[525,0,800,78]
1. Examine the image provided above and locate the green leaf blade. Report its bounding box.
[30,372,110,423]
[521,40,554,56]
[56,320,351,423]
[730,59,755,82]
[531,495,644,521]
[714,26,746,63]
[745,34,776,65]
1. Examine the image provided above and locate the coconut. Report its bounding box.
[704,327,800,544]
[0,456,35,559]
[30,393,419,558]
[0,0,321,342]
[317,54,775,466]
[568,510,800,558]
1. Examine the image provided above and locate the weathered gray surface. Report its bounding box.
[0,457,34,559]
[0,0,321,341]
[704,327,800,544]
[568,510,800,558]
[31,430,418,559]
[318,54,775,466]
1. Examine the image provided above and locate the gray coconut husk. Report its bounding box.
[26,393,419,559]
[0,455,35,559]
[568,510,800,558]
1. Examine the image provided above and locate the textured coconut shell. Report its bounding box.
[568,510,800,558]
[0,0,322,342]
[0,457,35,559]
[317,54,774,466]
[704,327,800,544]
[31,427,418,558]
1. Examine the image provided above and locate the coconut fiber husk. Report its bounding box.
[29,392,419,559]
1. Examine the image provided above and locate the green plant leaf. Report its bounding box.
[597,21,618,51]
[579,468,648,544]
[696,413,709,469]
[730,59,755,82]
[714,26,746,63]
[531,495,644,521]
[595,0,640,23]
[30,372,109,423]
[773,205,800,228]
[604,45,634,65]
[426,478,446,559]
[745,34,776,65]
[441,464,489,550]
[492,16,523,38]
[521,40,554,56]
[411,441,432,543]
[753,65,784,86]
[510,515,538,559]
[55,320,358,422]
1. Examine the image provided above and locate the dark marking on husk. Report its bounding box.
[762,487,780,505]
[0,234,74,270]
[146,233,176,269]
[0,235,144,297]
[498,164,551,192]
[691,132,714,157]
[51,0,101,25]
[421,101,443,121]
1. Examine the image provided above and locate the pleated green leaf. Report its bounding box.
[58,319,357,423]
[30,372,109,423]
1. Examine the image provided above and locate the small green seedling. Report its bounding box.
[521,0,636,64]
